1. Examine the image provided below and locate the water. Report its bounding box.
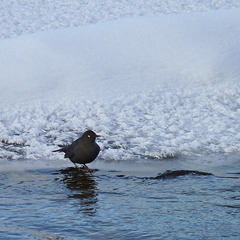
[0,156,240,240]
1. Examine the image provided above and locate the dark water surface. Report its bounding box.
[0,157,240,240]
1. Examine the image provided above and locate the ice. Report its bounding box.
[0,4,240,162]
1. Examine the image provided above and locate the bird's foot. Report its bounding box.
[73,163,93,174]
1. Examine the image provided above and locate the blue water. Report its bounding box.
[0,156,240,240]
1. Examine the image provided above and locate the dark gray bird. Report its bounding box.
[53,130,100,170]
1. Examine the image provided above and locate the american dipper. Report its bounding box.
[53,130,100,170]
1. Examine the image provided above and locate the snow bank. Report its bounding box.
[0,9,240,162]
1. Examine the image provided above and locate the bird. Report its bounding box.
[53,130,100,171]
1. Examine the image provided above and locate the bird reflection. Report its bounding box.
[59,167,98,215]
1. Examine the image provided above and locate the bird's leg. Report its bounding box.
[83,164,93,173]
[73,163,81,171]
[83,164,88,169]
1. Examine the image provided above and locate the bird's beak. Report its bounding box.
[96,134,101,137]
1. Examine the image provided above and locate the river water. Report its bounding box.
[0,155,239,240]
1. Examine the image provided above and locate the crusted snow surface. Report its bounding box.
[1,82,240,161]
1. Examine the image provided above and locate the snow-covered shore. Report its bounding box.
[1,2,240,162]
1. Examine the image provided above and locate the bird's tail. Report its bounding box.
[52,145,67,153]
[52,149,63,153]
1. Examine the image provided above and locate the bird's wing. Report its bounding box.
[64,145,75,159]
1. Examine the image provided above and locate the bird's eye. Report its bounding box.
[88,135,91,138]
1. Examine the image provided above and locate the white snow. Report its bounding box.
[1,0,240,39]
[0,1,240,164]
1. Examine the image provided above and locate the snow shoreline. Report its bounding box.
[1,9,240,162]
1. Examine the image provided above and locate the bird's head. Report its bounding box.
[82,130,100,142]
